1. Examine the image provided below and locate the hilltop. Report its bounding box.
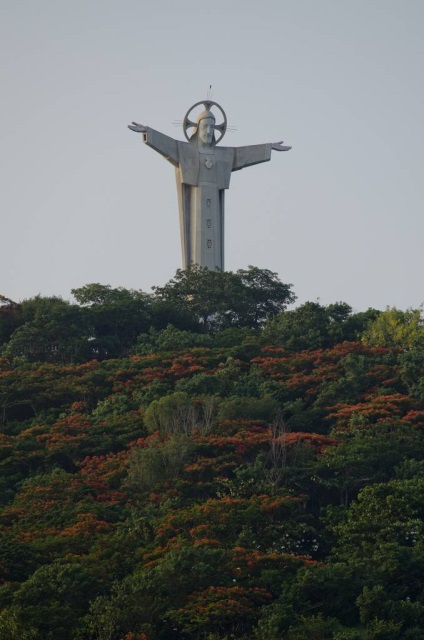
[1,267,424,639]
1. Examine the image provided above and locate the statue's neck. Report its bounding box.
[197,140,214,153]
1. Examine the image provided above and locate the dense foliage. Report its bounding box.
[1,271,424,639]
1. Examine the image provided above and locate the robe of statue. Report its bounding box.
[143,128,272,271]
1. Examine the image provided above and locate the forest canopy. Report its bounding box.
[0,267,424,639]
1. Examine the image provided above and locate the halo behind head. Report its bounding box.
[183,100,227,144]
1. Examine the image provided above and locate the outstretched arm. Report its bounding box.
[128,122,179,166]
[232,140,291,172]
[232,143,272,172]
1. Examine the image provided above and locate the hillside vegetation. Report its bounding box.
[1,267,424,640]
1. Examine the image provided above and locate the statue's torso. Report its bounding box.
[197,150,218,185]
[176,141,234,190]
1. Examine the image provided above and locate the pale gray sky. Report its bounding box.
[1,0,423,311]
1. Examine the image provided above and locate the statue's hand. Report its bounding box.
[128,122,147,133]
[272,141,292,151]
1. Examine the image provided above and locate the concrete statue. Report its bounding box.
[128,100,291,271]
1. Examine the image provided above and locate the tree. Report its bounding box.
[152,265,295,331]
[135,324,213,354]
[312,423,424,506]
[127,435,194,491]
[12,563,98,640]
[71,283,152,358]
[332,476,424,569]
[362,307,424,350]
[218,395,279,422]
[235,266,296,328]
[0,294,21,347]
[286,614,344,639]
[143,392,220,437]
[167,585,271,637]
[152,265,243,330]
[263,302,379,351]
[2,297,92,363]
[0,607,39,639]
[264,301,339,351]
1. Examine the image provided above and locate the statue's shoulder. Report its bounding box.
[177,140,196,156]
[214,145,235,161]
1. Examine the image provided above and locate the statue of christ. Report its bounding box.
[128,100,291,271]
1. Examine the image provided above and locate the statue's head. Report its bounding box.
[184,100,226,145]
[196,110,216,146]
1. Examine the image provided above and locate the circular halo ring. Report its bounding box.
[183,100,227,143]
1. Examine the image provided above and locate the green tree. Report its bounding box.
[152,265,244,330]
[144,392,198,436]
[313,424,424,506]
[0,607,39,640]
[152,265,295,331]
[264,302,378,351]
[235,266,296,328]
[71,283,151,358]
[327,475,424,637]
[143,392,220,437]
[218,395,279,422]
[283,563,363,627]
[2,297,92,363]
[135,324,213,354]
[362,307,424,350]
[86,546,229,639]
[0,295,22,347]
[12,563,98,640]
[398,349,424,403]
[127,435,194,491]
